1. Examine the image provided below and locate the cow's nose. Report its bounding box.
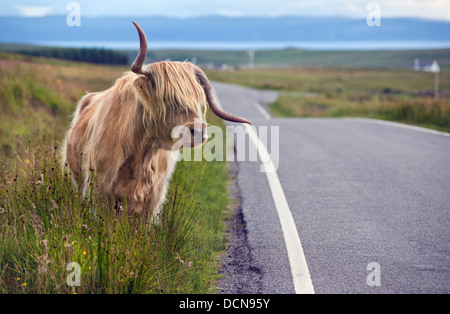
[192,127,208,143]
[202,127,208,142]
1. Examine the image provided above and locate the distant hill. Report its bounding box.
[1,15,450,43]
[2,45,128,65]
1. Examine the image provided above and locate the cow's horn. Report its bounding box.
[195,67,251,125]
[131,21,148,75]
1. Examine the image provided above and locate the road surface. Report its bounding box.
[214,82,450,294]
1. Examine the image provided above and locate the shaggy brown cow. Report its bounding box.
[61,21,250,219]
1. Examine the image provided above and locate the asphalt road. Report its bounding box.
[214,82,450,294]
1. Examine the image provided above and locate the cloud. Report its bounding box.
[379,0,450,20]
[2,0,449,21]
[14,5,53,17]
[217,9,245,17]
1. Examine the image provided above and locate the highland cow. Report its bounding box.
[61,21,250,218]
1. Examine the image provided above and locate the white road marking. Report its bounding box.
[213,85,314,293]
[244,124,315,294]
[254,102,272,120]
[348,117,450,138]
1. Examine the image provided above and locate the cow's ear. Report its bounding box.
[133,75,146,90]
[134,75,155,91]
[133,76,152,101]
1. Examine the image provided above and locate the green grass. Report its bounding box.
[251,49,450,69]
[206,67,450,133]
[158,48,450,70]
[0,139,231,294]
[126,48,450,70]
[0,53,233,294]
[0,52,125,161]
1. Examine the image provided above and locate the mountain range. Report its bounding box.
[1,15,450,44]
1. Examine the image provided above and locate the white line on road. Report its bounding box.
[212,85,314,293]
[348,117,450,138]
[254,102,272,120]
[244,124,315,294]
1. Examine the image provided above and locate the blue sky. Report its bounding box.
[1,0,450,21]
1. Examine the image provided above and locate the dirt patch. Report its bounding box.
[218,159,262,294]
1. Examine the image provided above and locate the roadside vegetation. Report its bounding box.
[0,53,231,293]
[206,66,450,133]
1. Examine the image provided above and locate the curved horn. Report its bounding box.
[131,21,148,75]
[195,67,252,125]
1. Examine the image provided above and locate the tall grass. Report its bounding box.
[267,92,450,132]
[0,135,231,294]
[0,53,124,160]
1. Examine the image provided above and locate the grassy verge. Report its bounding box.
[0,136,230,294]
[0,53,232,294]
[206,67,450,133]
